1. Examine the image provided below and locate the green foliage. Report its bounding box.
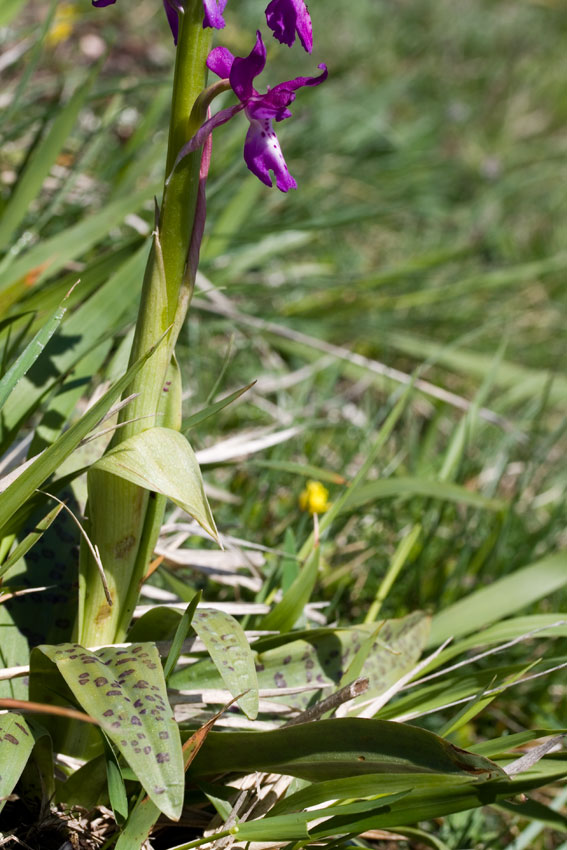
[32,642,184,819]
[0,714,34,813]
[0,0,566,848]
[92,427,219,544]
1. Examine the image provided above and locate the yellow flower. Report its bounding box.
[299,480,331,515]
[47,5,79,47]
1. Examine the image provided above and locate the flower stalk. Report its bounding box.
[78,0,213,646]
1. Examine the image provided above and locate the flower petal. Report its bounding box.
[202,0,227,29]
[265,0,313,53]
[269,62,328,99]
[163,0,179,44]
[207,46,235,79]
[243,118,297,192]
[92,0,117,6]
[229,31,266,102]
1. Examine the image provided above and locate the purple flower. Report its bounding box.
[206,31,326,191]
[265,0,313,52]
[203,0,227,29]
[91,0,227,44]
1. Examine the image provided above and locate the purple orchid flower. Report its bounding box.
[91,0,227,45]
[205,31,326,191]
[265,0,313,52]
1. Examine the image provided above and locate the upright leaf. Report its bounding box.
[34,642,184,820]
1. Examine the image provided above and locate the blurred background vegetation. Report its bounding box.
[1,0,566,846]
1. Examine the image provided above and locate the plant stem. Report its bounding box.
[78,2,212,647]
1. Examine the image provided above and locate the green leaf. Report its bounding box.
[271,772,473,817]
[192,609,259,720]
[233,792,411,842]
[183,382,255,432]
[0,713,35,813]
[0,185,158,294]
[114,789,162,850]
[0,292,69,411]
[127,606,183,643]
[342,476,504,513]
[377,658,545,722]
[0,502,63,579]
[187,717,507,782]
[56,755,109,809]
[106,740,130,822]
[428,552,567,646]
[34,642,184,820]
[163,591,201,682]
[0,0,29,27]
[172,614,429,714]
[0,74,97,252]
[92,427,219,544]
[0,331,166,538]
[422,614,567,672]
[260,548,319,632]
[471,729,567,758]
[497,795,567,834]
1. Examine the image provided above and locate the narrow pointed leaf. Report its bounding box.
[92,427,218,543]
[0,502,63,579]
[260,548,319,632]
[36,642,184,820]
[0,73,97,251]
[271,772,475,817]
[429,552,567,646]
[163,592,201,682]
[342,477,504,513]
[0,333,167,537]
[182,382,256,431]
[0,294,69,410]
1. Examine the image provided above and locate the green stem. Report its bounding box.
[78,2,212,647]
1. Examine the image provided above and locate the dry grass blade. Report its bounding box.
[0,698,98,725]
[283,677,369,727]
[195,426,303,464]
[192,296,524,438]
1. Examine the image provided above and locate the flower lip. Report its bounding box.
[206,31,327,191]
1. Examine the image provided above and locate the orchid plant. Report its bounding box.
[1,1,567,848]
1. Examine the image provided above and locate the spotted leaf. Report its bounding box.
[0,713,35,814]
[191,609,259,720]
[171,613,429,712]
[36,642,184,820]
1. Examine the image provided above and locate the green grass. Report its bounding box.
[1,0,566,847]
